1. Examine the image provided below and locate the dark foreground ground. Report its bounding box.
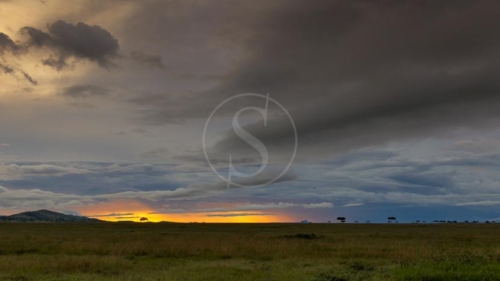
[0,223,499,281]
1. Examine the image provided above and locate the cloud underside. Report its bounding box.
[122,0,500,163]
[0,162,298,210]
[2,148,500,213]
[20,20,119,70]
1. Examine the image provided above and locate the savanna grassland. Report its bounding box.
[0,223,500,281]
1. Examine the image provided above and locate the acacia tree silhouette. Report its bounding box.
[140,217,148,222]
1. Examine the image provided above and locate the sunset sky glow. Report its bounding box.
[2,1,500,223]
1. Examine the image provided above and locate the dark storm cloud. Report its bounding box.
[188,0,500,161]
[41,56,68,71]
[0,32,18,53]
[21,20,119,70]
[2,20,118,84]
[115,1,500,161]
[20,27,52,47]
[130,51,164,70]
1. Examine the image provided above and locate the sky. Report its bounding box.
[1,0,500,223]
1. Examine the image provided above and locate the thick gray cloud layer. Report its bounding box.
[120,1,500,163]
[2,139,500,221]
[209,0,500,159]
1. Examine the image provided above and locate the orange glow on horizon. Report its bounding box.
[75,200,291,223]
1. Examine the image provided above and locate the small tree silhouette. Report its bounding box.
[387,216,396,223]
[336,216,346,223]
[140,217,148,222]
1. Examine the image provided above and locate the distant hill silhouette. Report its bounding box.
[0,209,102,222]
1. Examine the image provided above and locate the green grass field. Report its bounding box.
[1,223,499,281]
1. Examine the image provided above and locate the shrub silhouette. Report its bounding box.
[280,233,324,240]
